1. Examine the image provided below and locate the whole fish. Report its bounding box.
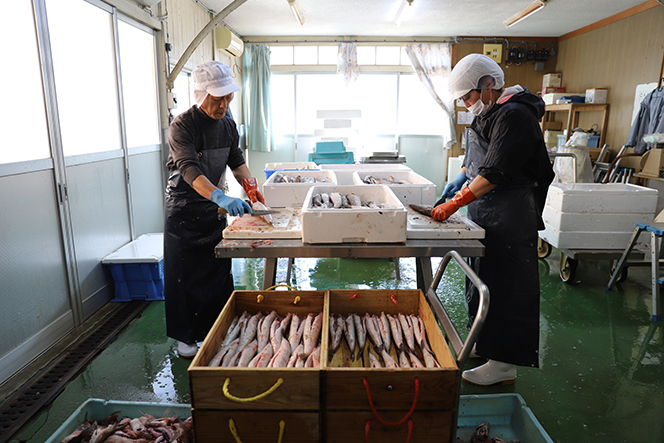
[287,344,304,367]
[379,312,391,353]
[90,422,129,443]
[208,337,240,367]
[381,348,398,368]
[399,350,411,368]
[269,338,291,368]
[61,422,95,443]
[353,313,367,356]
[422,347,440,368]
[418,316,431,351]
[253,342,274,368]
[328,314,343,356]
[270,321,284,355]
[289,314,303,350]
[365,313,383,352]
[311,345,321,367]
[238,312,263,352]
[236,340,259,367]
[220,314,242,347]
[220,338,242,367]
[301,313,315,357]
[280,312,292,333]
[408,351,424,368]
[330,192,342,208]
[258,311,277,352]
[304,312,323,357]
[347,193,362,207]
[387,314,403,351]
[321,193,330,207]
[369,352,382,368]
[252,200,273,224]
[343,314,356,360]
[398,313,415,352]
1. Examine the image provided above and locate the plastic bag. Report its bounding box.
[553,145,594,183]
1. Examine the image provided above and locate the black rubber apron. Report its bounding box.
[464,128,541,367]
[163,148,234,344]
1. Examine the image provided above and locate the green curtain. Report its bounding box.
[242,44,274,152]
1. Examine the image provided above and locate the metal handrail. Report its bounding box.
[425,250,489,370]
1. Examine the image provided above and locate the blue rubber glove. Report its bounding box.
[210,189,252,217]
[436,172,467,205]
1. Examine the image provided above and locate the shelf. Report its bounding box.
[541,103,610,148]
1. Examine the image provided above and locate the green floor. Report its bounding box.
[10,253,664,443]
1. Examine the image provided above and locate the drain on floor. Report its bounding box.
[0,301,149,443]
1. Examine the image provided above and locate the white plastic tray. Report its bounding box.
[223,208,302,239]
[101,233,163,264]
[406,209,485,239]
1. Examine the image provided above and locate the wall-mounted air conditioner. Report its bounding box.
[133,0,162,6]
[215,27,244,58]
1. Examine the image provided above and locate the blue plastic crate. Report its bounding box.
[106,260,164,302]
[308,151,355,164]
[45,398,191,443]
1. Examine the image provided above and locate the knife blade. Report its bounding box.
[409,204,434,217]
[217,207,280,216]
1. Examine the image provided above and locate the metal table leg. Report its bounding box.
[650,230,661,321]
[416,257,433,293]
[262,258,278,289]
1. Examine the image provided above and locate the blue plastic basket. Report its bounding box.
[106,260,164,302]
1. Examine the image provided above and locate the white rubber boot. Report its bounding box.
[177,341,198,358]
[462,360,516,386]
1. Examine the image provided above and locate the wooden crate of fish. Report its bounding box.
[325,289,459,443]
[352,170,437,206]
[301,184,407,244]
[262,170,337,208]
[189,290,327,442]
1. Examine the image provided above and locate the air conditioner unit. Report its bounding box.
[215,27,244,58]
[133,0,162,6]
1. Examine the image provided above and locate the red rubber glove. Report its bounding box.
[431,186,477,221]
[242,177,265,204]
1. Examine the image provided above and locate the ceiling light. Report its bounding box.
[503,0,548,28]
[288,0,305,26]
[394,0,414,26]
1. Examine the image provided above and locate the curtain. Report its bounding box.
[405,44,456,149]
[337,42,359,86]
[242,44,274,152]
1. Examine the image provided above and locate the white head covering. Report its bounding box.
[448,54,505,100]
[192,61,241,106]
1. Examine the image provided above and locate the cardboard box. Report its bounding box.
[541,87,566,95]
[541,121,563,131]
[542,92,585,105]
[586,88,608,104]
[542,73,562,88]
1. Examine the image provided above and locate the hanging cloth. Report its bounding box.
[405,43,456,149]
[337,42,359,86]
[242,44,274,152]
[626,87,664,154]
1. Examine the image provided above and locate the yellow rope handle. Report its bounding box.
[265,283,296,291]
[223,377,284,403]
[228,418,286,443]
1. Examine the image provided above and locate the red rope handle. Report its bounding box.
[362,377,420,426]
[365,419,413,443]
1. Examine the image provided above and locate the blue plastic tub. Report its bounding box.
[45,398,191,443]
[457,394,554,443]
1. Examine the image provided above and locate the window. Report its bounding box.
[171,71,193,118]
[0,1,50,164]
[46,0,122,156]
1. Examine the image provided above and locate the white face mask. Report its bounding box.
[467,97,492,116]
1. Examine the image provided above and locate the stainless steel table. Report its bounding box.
[215,238,484,292]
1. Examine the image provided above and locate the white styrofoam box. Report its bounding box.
[262,170,337,207]
[545,183,658,214]
[542,206,654,232]
[352,170,437,206]
[539,222,635,250]
[301,185,407,244]
[102,233,163,264]
[542,92,585,105]
[319,163,412,185]
[263,162,319,179]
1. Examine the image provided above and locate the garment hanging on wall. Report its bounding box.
[626,83,664,154]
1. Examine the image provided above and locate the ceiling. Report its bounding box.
[201,0,651,40]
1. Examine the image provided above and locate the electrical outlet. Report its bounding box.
[483,44,503,63]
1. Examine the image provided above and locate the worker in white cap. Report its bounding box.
[164,61,264,358]
[433,54,554,385]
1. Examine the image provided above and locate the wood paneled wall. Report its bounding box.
[556,6,664,159]
[164,0,215,72]
[451,41,559,158]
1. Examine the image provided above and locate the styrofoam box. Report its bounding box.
[319,163,411,185]
[352,170,437,206]
[263,161,319,179]
[542,206,654,232]
[301,185,407,243]
[540,222,636,250]
[543,92,585,105]
[262,170,337,207]
[546,183,658,214]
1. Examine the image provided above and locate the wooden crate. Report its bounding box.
[325,289,459,443]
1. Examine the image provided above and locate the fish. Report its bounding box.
[289,314,303,350]
[61,422,95,443]
[252,201,273,224]
[90,421,129,443]
[253,341,274,368]
[343,314,356,360]
[312,193,323,207]
[238,312,262,352]
[381,348,398,368]
[306,312,324,356]
[470,422,491,443]
[378,312,391,353]
[353,313,367,357]
[328,314,344,357]
[422,347,440,368]
[330,192,342,208]
[408,351,424,368]
[220,338,242,367]
[399,350,411,368]
[365,313,383,352]
[270,321,284,355]
[398,313,415,352]
[288,344,304,367]
[387,314,403,351]
[269,338,291,368]
[321,193,330,207]
[301,313,315,357]
[369,352,382,368]
[347,193,362,207]
[220,314,241,347]
[258,311,277,352]
[236,340,259,367]
[208,337,240,367]
[410,314,424,351]
[409,203,434,217]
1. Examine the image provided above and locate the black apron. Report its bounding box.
[163,148,234,344]
[464,128,541,367]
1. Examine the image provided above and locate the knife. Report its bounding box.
[218,207,280,216]
[409,204,434,217]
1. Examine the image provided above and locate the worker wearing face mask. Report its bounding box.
[164,61,264,358]
[432,54,554,385]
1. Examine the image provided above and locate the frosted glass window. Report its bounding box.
[376,46,401,65]
[171,71,193,118]
[118,20,160,148]
[270,46,293,65]
[398,74,446,135]
[294,46,317,65]
[0,1,50,164]
[318,46,337,65]
[46,0,122,156]
[296,74,351,134]
[353,75,398,135]
[270,74,295,135]
[357,46,376,65]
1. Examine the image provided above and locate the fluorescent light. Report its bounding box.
[394,0,414,26]
[288,0,305,26]
[503,0,548,28]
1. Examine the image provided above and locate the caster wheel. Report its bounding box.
[560,255,578,283]
[538,238,552,259]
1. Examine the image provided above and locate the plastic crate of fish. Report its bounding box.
[320,163,412,185]
[189,290,327,443]
[101,233,164,302]
[301,184,407,244]
[325,289,459,443]
[262,170,337,207]
[352,170,438,206]
[263,161,319,180]
[45,398,191,443]
[457,394,554,443]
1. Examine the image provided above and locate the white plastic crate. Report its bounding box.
[545,183,658,214]
[263,161,319,179]
[542,206,654,232]
[262,170,337,207]
[352,170,437,206]
[301,185,406,244]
